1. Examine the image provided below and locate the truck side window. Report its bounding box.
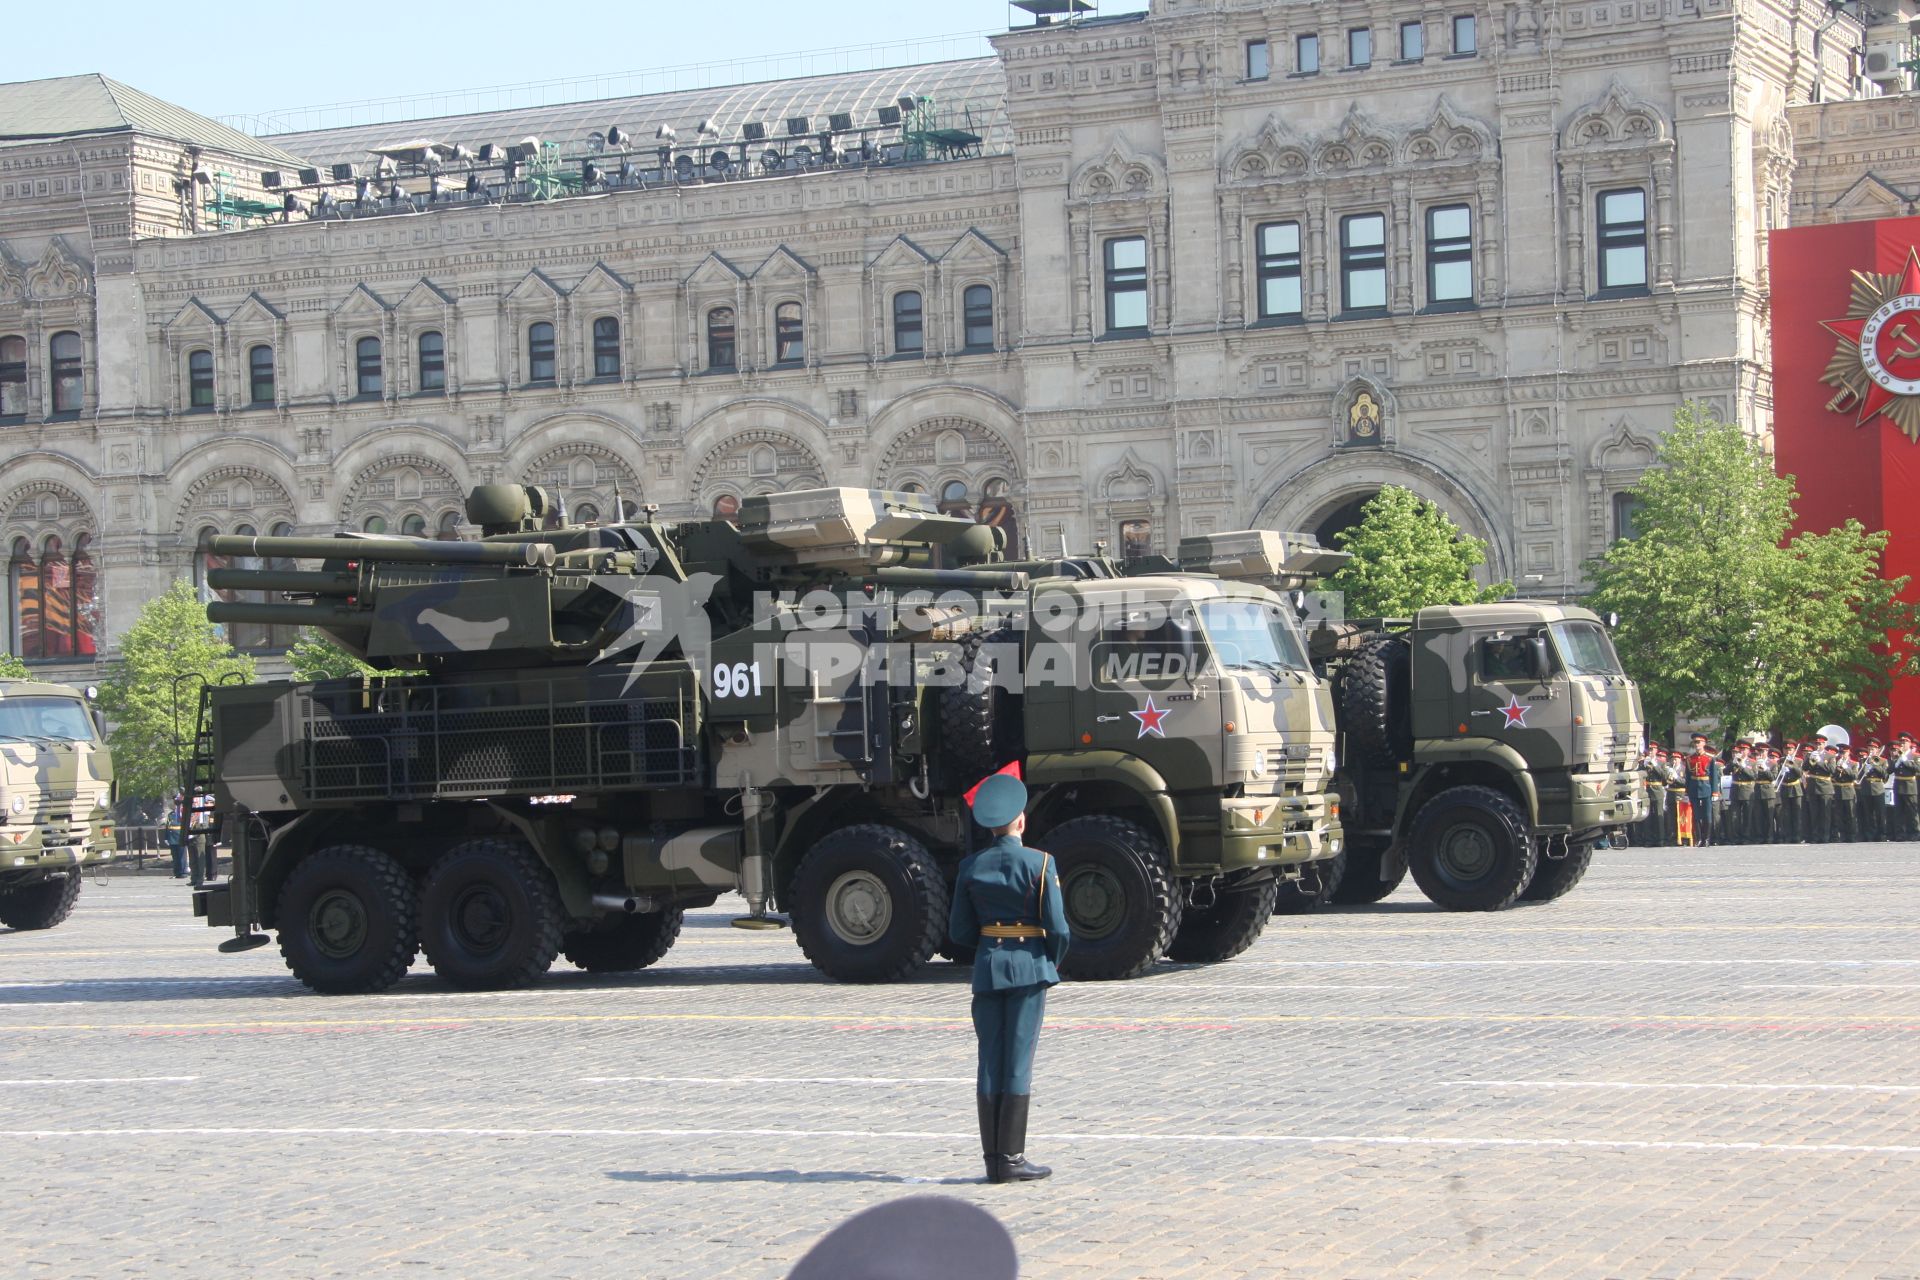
[1481,636,1534,682]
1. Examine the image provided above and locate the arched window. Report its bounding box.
[963,285,994,349]
[355,336,382,396]
[575,503,601,525]
[938,480,971,518]
[892,291,923,355]
[248,345,275,405]
[437,511,462,540]
[39,537,72,657]
[71,534,96,657]
[712,494,741,524]
[899,481,927,495]
[362,515,387,534]
[49,331,82,413]
[0,335,27,420]
[10,538,39,659]
[707,307,736,370]
[528,321,556,383]
[417,331,445,391]
[187,349,215,409]
[773,302,804,364]
[1119,518,1153,559]
[592,317,620,378]
[400,513,426,537]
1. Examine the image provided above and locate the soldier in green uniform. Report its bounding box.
[1859,739,1891,843]
[1757,746,1782,844]
[1804,733,1836,844]
[1728,742,1758,844]
[1832,745,1860,843]
[1639,745,1669,847]
[1892,731,1920,840]
[1684,734,1722,847]
[949,773,1071,1184]
[1777,743,1805,844]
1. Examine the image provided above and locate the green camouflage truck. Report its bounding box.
[0,680,116,932]
[189,485,1343,992]
[1311,605,1648,910]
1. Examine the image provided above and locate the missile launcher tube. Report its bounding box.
[205,533,555,568]
[206,602,368,628]
[205,568,359,596]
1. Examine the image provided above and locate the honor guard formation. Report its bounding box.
[1633,727,1920,847]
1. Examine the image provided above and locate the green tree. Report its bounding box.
[1586,402,1918,739]
[1322,485,1509,617]
[96,580,254,799]
[285,630,382,682]
[0,652,30,680]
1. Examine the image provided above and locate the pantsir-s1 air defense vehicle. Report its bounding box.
[191,485,1342,992]
[0,680,115,932]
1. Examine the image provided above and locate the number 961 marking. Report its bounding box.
[710,661,764,699]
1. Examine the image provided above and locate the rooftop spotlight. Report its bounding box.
[384,182,407,207]
[450,144,477,163]
[354,175,372,203]
[828,111,854,133]
[281,191,307,220]
[583,160,605,187]
[587,131,606,152]
[786,116,811,137]
[261,170,283,189]
[742,121,767,142]
[331,162,357,182]
[476,143,502,162]
[606,124,629,150]
[429,173,447,202]
[465,171,483,195]
[696,118,719,138]
[296,167,321,186]
[876,105,902,126]
[654,124,677,142]
[896,95,918,115]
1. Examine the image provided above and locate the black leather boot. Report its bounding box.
[979,1093,1006,1184]
[996,1093,1051,1181]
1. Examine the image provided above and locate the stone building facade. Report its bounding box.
[0,0,1874,678]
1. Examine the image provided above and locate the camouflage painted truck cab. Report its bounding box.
[0,680,116,932]
[1318,604,1647,910]
[190,485,1341,993]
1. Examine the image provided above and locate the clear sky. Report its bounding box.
[14,1,1146,131]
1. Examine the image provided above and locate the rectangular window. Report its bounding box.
[1340,213,1388,313]
[1597,188,1649,290]
[1246,39,1270,80]
[248,346,274,405]
[1296,33,1320,73]
[893,291,924,355]
[1103,236,1149,333]
[1255,221,1303,319]
[527,322,556,383]
[49,332,82,413]
[1425,204,1474,305]
[1348,28,1372,68]
[0,336,26,420]
[593,317,620,378]
[774,303,804,364]
[1453,14,1477,54]
[963,285,994,349]
[418,332,445,391]
[1400,20,1425,60]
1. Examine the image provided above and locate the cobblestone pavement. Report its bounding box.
[5,844,1919,1279]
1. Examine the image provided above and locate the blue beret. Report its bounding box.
[970,773,1028,828]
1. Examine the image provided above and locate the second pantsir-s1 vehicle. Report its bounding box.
[190,485,1343,993]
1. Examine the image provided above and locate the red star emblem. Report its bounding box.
[1130,697,1170,738]
[1819,248,1920,441]
[1499,695,1530,729]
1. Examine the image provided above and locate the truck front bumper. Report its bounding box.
[1563,766,1647,830]
[1180,790,1344,874]
[0,824,112,873]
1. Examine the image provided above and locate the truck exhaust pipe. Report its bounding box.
[592,893,645,914]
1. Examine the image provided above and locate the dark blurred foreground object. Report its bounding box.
[787,1195,1018,1280]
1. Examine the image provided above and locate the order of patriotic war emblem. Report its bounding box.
[1820,247,1920,442]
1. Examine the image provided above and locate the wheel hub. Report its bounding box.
[308,888,369,960]
[824,870,893,945]
[450,884,511,955]
[1064,865,1126,940]
[1437,824,1497,883]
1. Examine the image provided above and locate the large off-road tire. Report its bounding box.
[940,625,1025,789]
[792,824,948,983]
[0,873,83,931]
[275,845,419,995]
[1038,815,1181,981]
[1272,849,1346,915]
[1167,876,1278,962]
[1406,786,1537,911]
[1331,841,1407,905]
[1340,633,1411,766]
[418,838,563,989]
[562,907,685,973]
[1519,842,1595,904]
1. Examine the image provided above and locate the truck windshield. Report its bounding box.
[0,696,96,743]
[1199,600,1310,673]
[1550,622,1625,677]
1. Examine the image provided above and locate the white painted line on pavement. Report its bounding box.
[1438,1080,1920,1094]
[6,1125,1919,1157]
[1740,984,1920,991]
[0,1076,198,1086]
[578,1076,974,1085]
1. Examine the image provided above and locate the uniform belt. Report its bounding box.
[980,923,1045,940]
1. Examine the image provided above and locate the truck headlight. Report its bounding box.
[9,795,22,814]
[1250,753,1267,779]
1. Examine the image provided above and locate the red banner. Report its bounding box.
[1771,219,1920,732]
